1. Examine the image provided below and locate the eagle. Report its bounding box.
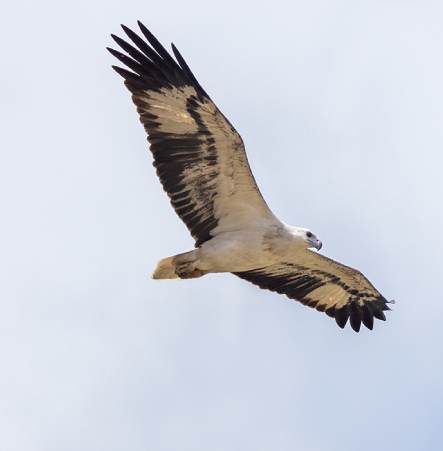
[107,22,393,332]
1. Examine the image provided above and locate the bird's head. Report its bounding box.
[296,228,322,251]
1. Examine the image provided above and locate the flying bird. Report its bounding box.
[107,22,393,332]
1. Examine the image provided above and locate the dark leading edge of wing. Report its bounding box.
[107,22,220,247]
[234,253,393,332]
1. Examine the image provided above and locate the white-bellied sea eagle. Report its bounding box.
[107,22,393,332]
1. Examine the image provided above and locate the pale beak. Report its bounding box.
[308,238,322,251]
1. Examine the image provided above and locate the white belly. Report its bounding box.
[196,219,302,273]
[158,220,311,278]
[196,230,267,272]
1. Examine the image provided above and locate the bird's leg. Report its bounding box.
[175,260,208,279]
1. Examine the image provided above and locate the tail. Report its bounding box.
[152,249,198,280]
[152,256,180,280]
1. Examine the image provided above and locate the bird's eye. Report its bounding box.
[306,232,312,238]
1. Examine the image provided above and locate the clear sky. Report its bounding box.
[1,1,443,450]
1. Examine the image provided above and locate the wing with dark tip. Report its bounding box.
[233,250,392,332]
[108,22,275,247]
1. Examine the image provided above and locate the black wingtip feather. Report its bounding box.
[107,46,120,57]
[120,24,167,69]
[171,43,210,99]
[136,21,181,71]
[361,304,374,330]
[111,33,133,50]
[373,310,387,321]
[111,34,159,73]
[107,47,142,71]
[325,305,336,318]
[347,302,362,332]
[110,64,135,79]
[335,307,349,329]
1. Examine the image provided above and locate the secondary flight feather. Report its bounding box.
[107,22,393,332]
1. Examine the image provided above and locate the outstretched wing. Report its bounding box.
[234,250,393,332]
[108,22,274,247]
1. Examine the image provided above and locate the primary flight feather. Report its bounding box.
[108,22,393,332]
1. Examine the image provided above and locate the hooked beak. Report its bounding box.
[308,238,322,251]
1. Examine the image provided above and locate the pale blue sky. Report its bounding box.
[1,1,443,450]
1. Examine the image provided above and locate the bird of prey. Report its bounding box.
[107,22,393,332]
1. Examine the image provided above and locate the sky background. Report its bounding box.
[1,1,443,450]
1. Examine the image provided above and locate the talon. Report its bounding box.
[175,262,207,279]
